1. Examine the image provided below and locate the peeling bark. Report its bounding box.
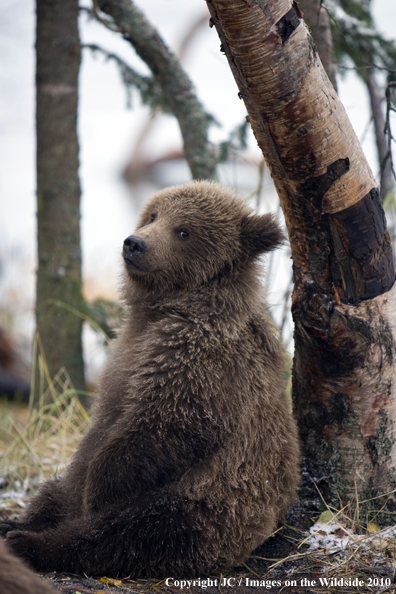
[206,0,396,508]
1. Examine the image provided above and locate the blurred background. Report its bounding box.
[1,0,396,390]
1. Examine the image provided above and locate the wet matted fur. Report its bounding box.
[1,181,300,578]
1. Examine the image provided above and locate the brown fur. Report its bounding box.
[0,540,56,594]
[1,181,300,578]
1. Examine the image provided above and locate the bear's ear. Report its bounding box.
[240,213,286,256]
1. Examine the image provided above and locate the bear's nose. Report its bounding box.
[123,235,147,255]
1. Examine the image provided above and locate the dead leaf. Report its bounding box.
[100,576,124,587]
[367,522,379,534]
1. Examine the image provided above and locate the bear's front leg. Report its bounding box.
[0,519,22,535]
[6,523,91,574]
[0,477,68,536]
[5,530,48,570]
[6,512,131,576]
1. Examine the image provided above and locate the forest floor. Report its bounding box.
[0,390,396,594]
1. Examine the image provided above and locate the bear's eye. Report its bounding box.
[177,229,189,240]
[149,213,156,223]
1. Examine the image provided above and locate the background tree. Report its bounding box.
[205,0,396,515]
[298,0,338,92]
[35,0,85,403]
[34,0,218,405]
[328,0,396,201]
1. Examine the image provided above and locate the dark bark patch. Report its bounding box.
[277,90,296,102]
[292,159,350,290]
[276,4,301,44]
[292,281,334,331]
[329,392,351,428]
[297,125,308,136]
[366,409,394,466]
[293,289,370,381]
[295,151,316,179]
[297,392,352,433]
[379,323,395,367]
[328,216,363,303]
[329,188,395,304]
[299,165,395,305]
[301,157,350,211]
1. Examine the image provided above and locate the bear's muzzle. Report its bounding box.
[123,235,148,270]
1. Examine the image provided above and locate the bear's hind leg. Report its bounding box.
[6,491,230,578]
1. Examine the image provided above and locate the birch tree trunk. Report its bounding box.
[35,0,86,403]
[206,0,396,511]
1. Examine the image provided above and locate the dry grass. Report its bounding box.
[0,350,90,503]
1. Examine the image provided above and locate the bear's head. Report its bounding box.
[122,180,284,294]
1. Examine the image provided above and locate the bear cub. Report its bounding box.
[1,181,300,577]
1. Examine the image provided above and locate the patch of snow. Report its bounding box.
[307,521,396,556]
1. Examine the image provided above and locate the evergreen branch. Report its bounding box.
[324,0,377,39]
[82,43,171,112]
[217,120,250,163]
[92,0,121,32]
[95,0,217,180]
[325,0,396,76]
[323,0,378,37]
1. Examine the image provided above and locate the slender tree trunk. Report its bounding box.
[96,0,217,181]
[35,0,85,403]
[206,0,396,512]
[298,0,337,92]
[365,68,394,202]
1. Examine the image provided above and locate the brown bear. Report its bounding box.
[1,181,300,578]
[0,540,56,594]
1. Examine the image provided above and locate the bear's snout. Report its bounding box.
[123,235,148,270]
[123,235,147,255]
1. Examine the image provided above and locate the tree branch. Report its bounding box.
[96,0,217,180]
